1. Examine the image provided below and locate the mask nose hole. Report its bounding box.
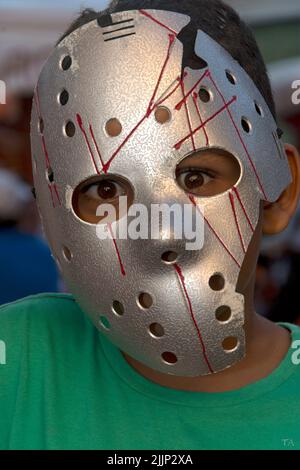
[161,251,178,264]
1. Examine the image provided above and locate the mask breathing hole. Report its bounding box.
[65,120,76,137]
[209,274,225,291]
[222,336,239,352]
[155,106,171,124]
[138,293,153,310]
[161,251,178,264]
[112,300,124,316]
[46,166,54,183]
[62,246,72,262]
[105,118,122,137]
[198,87,212,103]
[149,323,165,338]
[38,118,44,134]
[59,89,69,106]
[215,305,232,323]
[99,316,111,330]
[254,101,264,117]
[61,55,72,71]
[161,352,178,365]
[241,117,252,134]
[225,70,236,85]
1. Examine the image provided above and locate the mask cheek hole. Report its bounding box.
[222,336,239,352]
[215,305,232,323]
[46,166,54,183]
[241,117,252,134]
[149,323,165,338]
[161,352,178,365]
[225,69,236,85]
[209,274,225,291]
[59,89,69,106]
[112,300,124,316]
[64,120,76,137]
[62,245,73,262]
[137,293,153,309]
[99,316,111,330]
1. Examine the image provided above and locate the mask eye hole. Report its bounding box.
[72,175,134,225]
[176,148,241,198]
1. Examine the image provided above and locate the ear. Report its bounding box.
[263,143,300,235]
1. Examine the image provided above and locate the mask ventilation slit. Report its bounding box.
[98,14,136,42]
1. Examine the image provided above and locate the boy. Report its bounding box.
[1,0,300,450]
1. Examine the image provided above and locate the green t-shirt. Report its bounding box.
[0,293,300,450]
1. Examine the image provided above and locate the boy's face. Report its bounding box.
[31,9,293,377]
[73,149,241,224]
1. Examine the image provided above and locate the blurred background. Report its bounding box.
[0,0,299,321]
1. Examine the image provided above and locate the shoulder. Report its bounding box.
[0,293,92,347]
[0,293,80,319]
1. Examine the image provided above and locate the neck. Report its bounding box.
[122,280,291,393]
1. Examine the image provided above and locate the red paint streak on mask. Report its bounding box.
[76,114,102,174]
[174,263,214,374]
[229,193,246,254]
[207,72,268,200]
[232,187,255,233]
[89,123,106,170]
[101,35,176,173]
[189,194,241,268]
[40,135,51,168]
[139,9,178,35]
[155,71,188,108]
[192,92,209,146]
[102,113,148,174]
[147,34,176,116]
[34,89,61,207]
[107,223,126,276]
[180,77,195,151]
[174,96,236,150]
[53,184,62,207]
[175,69,209,111]
[48,184,55,208]
[34,92,50,169]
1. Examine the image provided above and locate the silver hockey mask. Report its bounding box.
[31,9,291,376]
